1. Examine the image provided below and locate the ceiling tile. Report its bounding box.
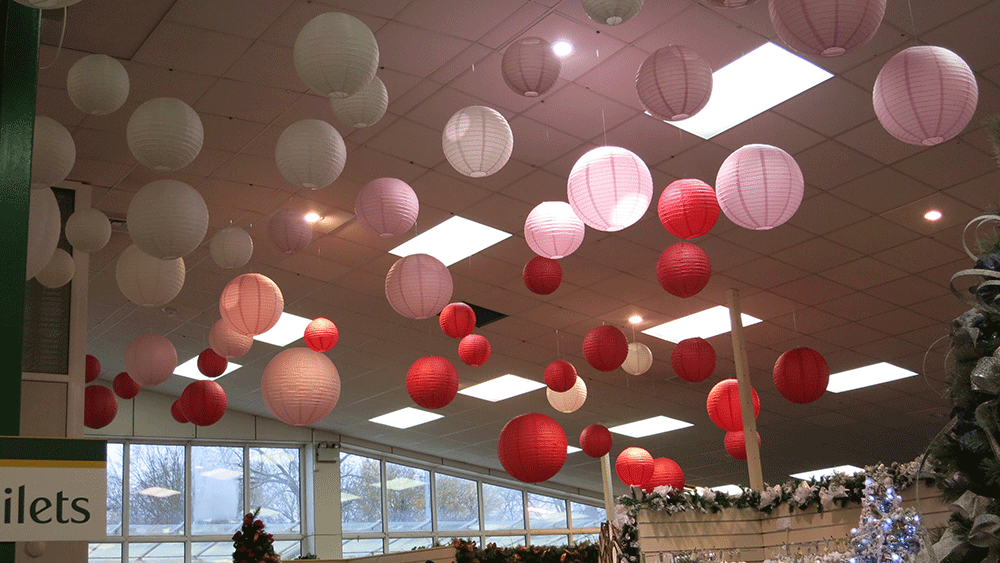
[478,2,552,49]
[872,237,966,275]
[224,40,308,93]
[365,118,446,169]
[793,140,883,191]
[770,276,856,306]
[632,4,764,71]
[864,275,951,307]
[132,21,254,76]
[835,119,926,165]
[820,257,908,290]
[523,83,638,141]
[825,216,921,255]
[260,1,388,48]
[787,193,872,235]
[376,21,473,77]
[891,139,995,189]
[195,80,304,124]
[828,167,936,214]
[947,170,1000,209]
[713,110,825,155]
[508,115,584,167]
[395,0,525,42]
[166,0,295,39]
[921,1,1000,70]
[521,13,627,82]
[53,0,176,60]
[772,238,862,271]
[774,78,875,138]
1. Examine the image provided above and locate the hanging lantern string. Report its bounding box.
[602,108,608,147]
[39,7,68,70]
[555,329,561,360]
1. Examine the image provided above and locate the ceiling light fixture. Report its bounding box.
[389,216,511,267]
[304,211,321,223]
[826,362,917,393]
[369,407,443,429]
[567,445,582,454]
[924,209,942,221]
[710,484,744,495]
[790,465,863,481]
[253,312,313,347]
[608,415,693,438]
[642,305,762,343]
[173,356,241,381]
[552,40,573,58]
[457,374,546,402]
[628,315,643,324]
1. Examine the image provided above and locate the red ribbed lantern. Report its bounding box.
[657,179,720,239]
[671,337,716,382]
[171,399,188,424]
[707,379,760,432]
[180,380,227,426]
[497,413,568,483]
[220,273,284,336]
[544,360,577,393]
[583,325,629,372]
[643,457,685,493]
[305,317,339,352]
[773,347,829,404]
[113,372,141,399]
[523,256,562,295]
[439,303,476,339]
[458,334,491,367]
[656,242,711,298]
[85,354,101,383]
[406,356,459,409]
[84,385,118,429]
[197,348,228,378]
[616,447,654,487]
[580,424,613,458]
[725,430,762,460]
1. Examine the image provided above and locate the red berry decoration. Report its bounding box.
[112,372,141,399]
[497,413,568,483]
[523,256,562,295]
[85,354,101,383]
[84,385,117,429]
[582,325,628,372]
[657,179,720,239]
[724,430,761,460]
[656,242,711,298]
[773,347,829,404]
[197,348,228,378]
[180,380,227,426]
[304,317,339,352]
[171,399,189,424]
[458,334,491,367]
[706,379,760,432]
[439,303,476,339]
[544,360,577,392]
[671,337,716,382]
[579,424,613,458]
[616,447,654,487]
[406,356,459,409]
[643,457,685,493]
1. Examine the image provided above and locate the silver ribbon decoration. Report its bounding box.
[951,215,1000,315]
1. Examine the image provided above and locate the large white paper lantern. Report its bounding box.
[873,46,978,146]
[716,144,803,230]
[636,46,713,121]
[127,179,209,260]
[31,116,76,190]
[209,319,253,359]
[67,54,130,115]
[442,106,513,178]
[126,97,204,171]
[269,209,312,255]
[524,201,585,259]
[116,244,185,307]
[330,77,388,128]
[622,342,653,376]
[26,187,61,281]
[581,0,644,25]
[220,273,284,336]
[501,37,561,97]
[706,0,758,6]
[770,0,886,58]
[354,177,419,237]
[567,146,653,232]
[35,249,75,288]
[274,119,347,189]
[262,348,342,426]
[385,254,453,320]
[13,0,83,7]
[124,334,177,387]
[66,207,111,253]
[547,376,587,413]
[293,12,379,99]
[210,226,253,268]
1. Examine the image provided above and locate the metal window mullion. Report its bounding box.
[567,499,573,545]
[429,469,438,546]
[185,442,192,563]
[477,479,485,548]
[243,444,250,522]
[380,458,388,554]
[522,489,530,545]
[122,441,130,563]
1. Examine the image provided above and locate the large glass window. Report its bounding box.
[571,502,604,529]
[435,473,479,531]
[128,542,184,563]
[485,535,525,548]
[249,447,300,533]
[531,534,569,546]
[129,444,185,536]
[107,443,124,536]
[484,483,524,530]
[386,462,431,532]
[342,538,384,557]
[527,493,566,529]
[192,446,243,535]
[341,453,383,533]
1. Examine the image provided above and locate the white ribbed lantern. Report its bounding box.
[219,273,285,336]
[355,177,419,237]
[873,46,978,146]
[567,146,653,232]
[524,201,585,259]
[274,119,347,189]
[622,342,653,376]
[67,54,130,115]
[127,97,204,171]
[35,249,76,288]
[706,0,758,6]
[210,226,253,268]
[31,116,76,190]
[547,376,587,413]
[124,334,177,387]
[13,0,82,7]
[26,187,61,281]
[770,0,886,57]
[330,77,388,128]
[581,0,644,25]
[66,207,111,253]
[209,319,253,359]
[116,245,186,307]
[385,254,453,320]
[262,348,342,426]
[293,12,379,99]
[127,179,209,260]
[501,37,561,97]
[636,46,713,121]
[442,106,513,178]
[716,144,803,230]
[269,209,313,255]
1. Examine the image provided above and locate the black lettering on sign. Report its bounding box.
[71,497,90,523]
[29,497,51,524]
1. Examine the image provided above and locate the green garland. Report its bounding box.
[451,538,598,563]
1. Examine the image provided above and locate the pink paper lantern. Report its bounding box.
[770,0,886,57]
[568,146,653,232]
[501,36,561,97]
[305,317,339,352]
[219,273,284,336]
[210,319,253,359]
[124,334,177,386]
[636,46,713,121]
[354,177,419,237]
[181,380,227,426]
[385,254,453,320]
[657,179,720,239]
[262,348,342,426]
[84,385,118,429]
[524,201,585,259]
[269,209,312,254]
[873,46,978,146]
[716,144,803,230]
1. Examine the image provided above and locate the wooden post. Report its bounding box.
[601,452,615,522]
[727,288,764,491]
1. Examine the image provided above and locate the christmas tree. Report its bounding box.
[232,508,281,563]
[849,476,923,563]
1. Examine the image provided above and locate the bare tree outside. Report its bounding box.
[129,444,185,535]
[249,447,301,533]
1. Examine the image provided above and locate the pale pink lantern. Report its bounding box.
[715,144,803,230]
[770,0,886,57]
[524,201,585,259]
[385,254,453,320]
[124,334,177,386]
[261,348,342,426]
[219,273,285,336]
[354,177,419,237]
[209,319,253,359]
[873,46,978,146]
[268,209,312,254]
[636,46,713,121]
[501,37,561,97]
[567,146,653,232]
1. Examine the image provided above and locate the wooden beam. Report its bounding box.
[727,288,764,491]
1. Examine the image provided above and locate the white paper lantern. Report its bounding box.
[124,333,177,387]
[501,37,561,97]
[293,12,379,99]
[873,46,978,146]
[622,342,653,376]
[65,207,111,253]
[67,54,130,115]
[442,106,513,178]
[262,348,342,426]
[13,0,82,7]
[706,0,758,6]
[210,226,253,268]
[269,209,313,255]
[770,0,886,57]
[636,46,713,121]
[385,254,453,320]
[116,244,186,307]
[127,179,209,260]
[35,249,75,288]
[126,97,204,171]
[274,119,347,189]
[716,144,803,230]
[547,376,587,413]
[567,146,653,232]
[581,0,644,25]
[524,201,585,259]
[330,77,388,128]
[219,273,284,336]
[354,177,419,237]
[209,319,253,359]
[31,116,75,190]
[26,187,61,281]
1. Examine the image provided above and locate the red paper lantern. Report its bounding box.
[112,372,141,399]
[671,337,716,382]
[171,399,189,424]
[84,385,118,429]
[580,424,613,458]
[725,430,762,460]
[643,457,685,493]
[305,317,339,352]
[439,303,476,339]
[523,256,562,295]
[657,179,720,239]
[85,354,101,383]
[707,379,760,432]
[616,447,654,487]
[407,356,459,409]
[180,380,227,426]
[773,347,829,404]
[197,348,228,378]
[656,242,711,298]
[220,273,284,336]
[582,325,628,372]
[544,360,577,393]
[458,334,491,367]
[497,413,567,483]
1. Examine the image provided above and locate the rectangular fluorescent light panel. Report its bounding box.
[567,446,582,454]
[642,305,762,343]
[710,484,744,496]
[174,356,241,381]
[827,362,917,393]
[389,216,512,267]
[665,42,833,139]
[790,465,864,481]
[609,415,693,438]
[253,312,313,346]
[369,407,443,429]
[457,374,546,402]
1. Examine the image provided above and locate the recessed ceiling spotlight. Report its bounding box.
[304,212,321,223]
[924,209,942,221]
[552,40,573,58]
[628,315,643,324]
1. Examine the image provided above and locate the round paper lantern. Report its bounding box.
[67,54,130,115]
[126,97,204,171]
[458,334,491,367]
[181,380,227,426]
[657,179,720,239]
[616,447,654,487]
[305,317,339,352]
[773,347,829,404]
[583,325,629,372]
[636,46,712,121]
[568,146,653,232]
[770,0,886,58]
[36,249,75,288]
[706,379,760,432]
[873,46,978,146]
[622,342,653,376]
[85,354,101,383]
[171,399,188,424]
[66,207,111,253]
[716,144,803,230]
[671,337,716,382]
[546,376,587,413]
[580,424,613,458]
[84,385,118,429]
[501,36,561,97]
[127,179,208,260]
[354,177,419,237]
[124,334,177,387]
[210,226,253,269]
[116,245,185,307]
[544,360,577,393]
[385,254,453,320]
[523,256,562,295]
[13,0,82,8]
[197,348,228,378]
[524,201,585,259]
[581,0,644,25]
[497,413,568,483]
[725,430,761,461]
[26,187,61,281]
[439,303,476,339]
[706,0,758,6]
[219,273,285,336]
[293,12,379,99]
[268,209,313,255]
[275,119,347,189]
[643,457,685,493]
[31,116,76,190]
[406,356,459,409]
[442,106,513,178]
[331,76,388,127]
[113,372,141,400]
[209,319,253,359]
[656,242,711,298]
[262,348,341,426]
